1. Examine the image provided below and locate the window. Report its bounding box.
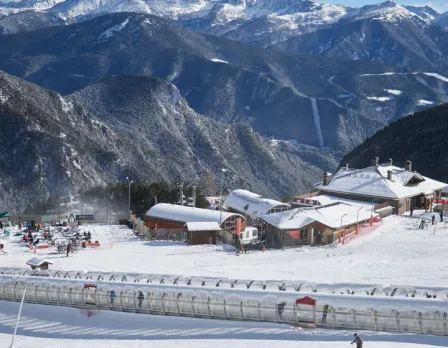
[245,231,249,239]
[239,233,243,240]
[252,230,258,237]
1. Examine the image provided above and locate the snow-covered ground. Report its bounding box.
[1,211,448,347]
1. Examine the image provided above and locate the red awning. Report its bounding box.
[295,296,316,306]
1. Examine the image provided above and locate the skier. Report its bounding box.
[137,291,144,309]
[410,206,414,216]
[351,333,363,348]
[432,215,435,225]
[440,211,443,222]
[33,238,40,254]
[321,304,331,324]
[66,242,71,257]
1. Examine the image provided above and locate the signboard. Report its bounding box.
[287,230,300,239]
[76,215,94,221]
[433,199,448,205]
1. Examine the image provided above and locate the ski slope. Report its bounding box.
[0,300,445,348]
[1,211,448,347]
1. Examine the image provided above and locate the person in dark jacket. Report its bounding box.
[321,304,331,324]
[277,302,286,319]
[110,290,116,305]
[351,333,363,348]
[137,291,144,309]
[440,211,443,222]
[432,215,436,225]
[66,243,71,257]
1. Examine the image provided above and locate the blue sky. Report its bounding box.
[325,1,448,13]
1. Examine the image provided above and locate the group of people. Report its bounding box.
[108,290,145,309]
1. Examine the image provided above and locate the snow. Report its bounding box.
[2,205,448,347]
[359,72,397,76]
[98,18,130,41]
[145,203,244,225]
[418,99,434,106]
[58,95,73,113]
[262,202,376,230]
[210,58,229,64]
[224,189,289,219]
[423,72,448,83]
[310,98,324,148]
[185,221,220,231]
[366,96,391,102]
[384,89,402,95]
[0,89,8,104]
[316,164,447,200]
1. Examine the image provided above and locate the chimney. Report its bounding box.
[387,170,393,181]
[372,156,379,167]
[345,163,349,170]
[389,158,393,166]
[405,160,412,172]
[322,172,331,186]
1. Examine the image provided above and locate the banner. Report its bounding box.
[433,198,448,205]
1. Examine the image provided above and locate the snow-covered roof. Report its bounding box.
[224,189,290,218]
[185,222,220,232]
[26,257,53,267]
[262,202,376,230]
[316,165,447,200]
[145,203,245,225]
[300,195,376,210]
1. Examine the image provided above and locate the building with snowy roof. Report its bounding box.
[224,189,290,225]
[144,203,246,236]
[262,202,377,247]
[314,159,447,215]
[185,222,220,245]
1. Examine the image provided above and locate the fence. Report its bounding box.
[0,275,446,336]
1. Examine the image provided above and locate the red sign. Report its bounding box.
[295,296,316,306]
[433,199,448,205]
[287,230,300,239]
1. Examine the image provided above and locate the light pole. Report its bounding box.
[339,213,347,244]
[126,177,133,218]
[219,168,227,226]
[356,207,363,235]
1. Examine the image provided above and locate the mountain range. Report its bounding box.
[0,69,323,211]
[1,12,447,157]
[1,0,447,70]
[0,0,447,210]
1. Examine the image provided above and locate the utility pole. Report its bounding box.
[192,185,197,207]
[219,169,227,225]
[106,185,110,224]
[126,177,133,217]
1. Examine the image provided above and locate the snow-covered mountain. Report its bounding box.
[0,0,446,50]
[273,1,448,69]
[1,12,447,156]
[404,5,440,23]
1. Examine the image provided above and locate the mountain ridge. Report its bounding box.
[0,69,326,211]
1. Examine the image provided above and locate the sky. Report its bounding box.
[325,1,448,13]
